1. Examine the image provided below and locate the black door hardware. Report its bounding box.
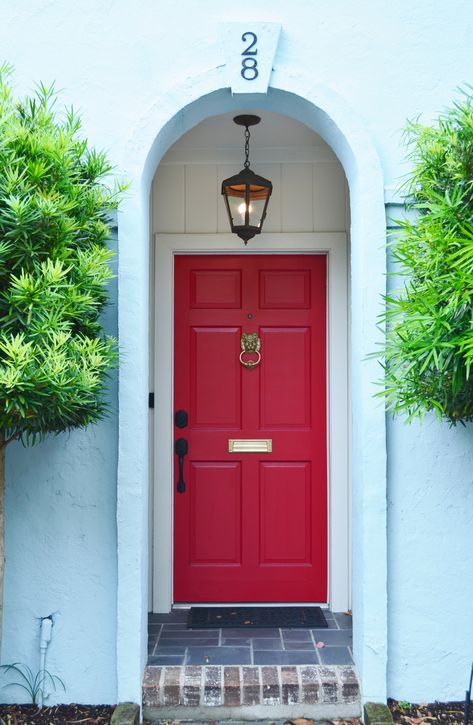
[175,409,188,428]
[175,437,188,493]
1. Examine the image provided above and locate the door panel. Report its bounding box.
[259,462,312,565]
[191,269,242,308]
[191,327,242,428]
[174,254,327,602]
[189,462,242,564]
[260,327,311,428]
[259,269,311,309]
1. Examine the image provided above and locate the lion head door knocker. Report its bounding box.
[240,333,261,369]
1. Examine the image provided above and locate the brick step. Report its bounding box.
[143,664,360,722]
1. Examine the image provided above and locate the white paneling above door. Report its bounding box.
[151,111,348,236]
[185,165,218,233]
[281,163,314,231]
[153,160,347,235]
[152,165,185,234]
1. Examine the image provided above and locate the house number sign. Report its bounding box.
[241,32,258,81]
[220,22,281,94]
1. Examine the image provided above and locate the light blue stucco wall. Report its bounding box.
[384,218,473,701]
[3,235,118,705]
[387,416,473,701]
[0,0,472,706]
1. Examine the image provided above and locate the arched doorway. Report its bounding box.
[149,110,350,614]
[116,81,387,703]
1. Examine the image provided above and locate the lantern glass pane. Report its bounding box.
[249,197,266,227]
[227,194,247,226]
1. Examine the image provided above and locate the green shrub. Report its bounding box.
[379,90,473,425]
[0,65,124,445]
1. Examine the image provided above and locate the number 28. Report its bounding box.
[241,32,258,80]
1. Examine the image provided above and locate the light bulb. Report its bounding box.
[238,202,252,215]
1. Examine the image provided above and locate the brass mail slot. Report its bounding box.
[228,439,273,453]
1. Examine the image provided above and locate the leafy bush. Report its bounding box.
[379,90,473,424]
[0,65,124,445]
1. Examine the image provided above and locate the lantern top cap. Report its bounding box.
[233,114,261,128]
[221,166,272,193]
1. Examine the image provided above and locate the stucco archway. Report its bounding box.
[116,68,387,704]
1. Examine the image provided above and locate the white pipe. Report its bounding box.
[39,617,53,707]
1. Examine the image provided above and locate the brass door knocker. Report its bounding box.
[240,333,261,369]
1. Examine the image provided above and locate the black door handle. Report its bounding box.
[175,437,188,493]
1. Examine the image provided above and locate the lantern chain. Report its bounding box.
[244,125,251,169]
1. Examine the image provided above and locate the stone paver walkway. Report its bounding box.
[148,609,353,667]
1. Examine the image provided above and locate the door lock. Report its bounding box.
[175,410,188,428]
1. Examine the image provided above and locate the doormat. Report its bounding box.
[187,606,328,629]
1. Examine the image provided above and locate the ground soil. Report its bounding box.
[0,703,115,724]
[0,703,470,725]
[389,699,473,725]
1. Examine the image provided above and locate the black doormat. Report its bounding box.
[187,606,328,629]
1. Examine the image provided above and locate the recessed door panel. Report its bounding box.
[190,327,241,428]
[189,462,242,565]
[259,269,311,309]
[259,462,312,565]
[260,327,311,428]
[191,269,242,309]
[174,255,327,602]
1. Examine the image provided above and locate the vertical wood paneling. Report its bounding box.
[313,162,347,231]
[254,163,282,232]
[153,166,185,233]
[185,165,218,232]
[153,160,348,234]
[281,163,313,231]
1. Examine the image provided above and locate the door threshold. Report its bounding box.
[172,602,329,608]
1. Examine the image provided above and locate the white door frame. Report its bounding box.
[152,231,349,613]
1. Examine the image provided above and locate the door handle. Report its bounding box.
[175,437,188,493]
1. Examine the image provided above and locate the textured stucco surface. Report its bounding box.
[387,416,473,701]
[4,424,118,704]
[0,0,471,706]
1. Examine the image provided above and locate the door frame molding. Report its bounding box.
[152,232,348,612]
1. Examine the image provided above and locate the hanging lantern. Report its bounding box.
[221,115,273,244]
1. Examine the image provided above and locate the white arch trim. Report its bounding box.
[116,65,387,704]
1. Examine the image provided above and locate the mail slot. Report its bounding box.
[228,439,272,453]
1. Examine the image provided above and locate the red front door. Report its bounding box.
[173,255,327,602]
